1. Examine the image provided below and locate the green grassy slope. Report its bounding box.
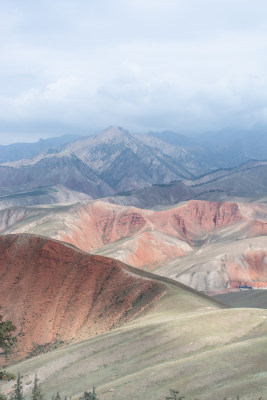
[2,274,267,400]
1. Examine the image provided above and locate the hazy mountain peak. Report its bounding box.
[98,125,130,140]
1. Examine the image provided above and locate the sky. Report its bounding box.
[0,0,267,144]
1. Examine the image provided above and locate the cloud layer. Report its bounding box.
[1,0,267,143]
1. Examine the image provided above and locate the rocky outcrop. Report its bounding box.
[171,200,242,240]
[0,234,165,362]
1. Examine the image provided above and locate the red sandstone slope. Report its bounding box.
[2,199,267,271]
[58,199,267,269]
[59,200,263,250]
[227,248,267,288]
[57,200,267,289]
[1,200,267,290]
[0,234,165,362]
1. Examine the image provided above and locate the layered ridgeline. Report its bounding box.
[0,127,266,209]
[1,199,267,291]
[0,159,266,212]
[107,159,267,209]
[148,128,267,169]
[0,127,201,199]
[1,234,267,399]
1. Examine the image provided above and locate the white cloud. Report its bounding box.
[0,0,267,142]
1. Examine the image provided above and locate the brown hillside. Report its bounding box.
[0,234,165,363]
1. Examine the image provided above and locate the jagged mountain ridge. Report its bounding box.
[54,126,202,185]
[0,126,266,204]
[0,127,208,197]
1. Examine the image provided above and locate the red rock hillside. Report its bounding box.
[2,200,267,272]
[0,234,165,363]
[58,199,267,269]
[228,248,267,288]
[60,200,245,252]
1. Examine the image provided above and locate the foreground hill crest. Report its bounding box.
[0,233,165,362]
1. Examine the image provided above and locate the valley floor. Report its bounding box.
[214,289,267,309]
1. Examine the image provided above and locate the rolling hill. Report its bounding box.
[0,233,165,362]
[1,234,267,399]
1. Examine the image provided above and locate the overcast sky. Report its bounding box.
[0,0,267,143]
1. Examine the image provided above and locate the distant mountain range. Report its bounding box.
[0,126,202,198]
[0,126,266,204]
[149,127,267,168]
[109,160,267,209]
[0,134,81,163]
